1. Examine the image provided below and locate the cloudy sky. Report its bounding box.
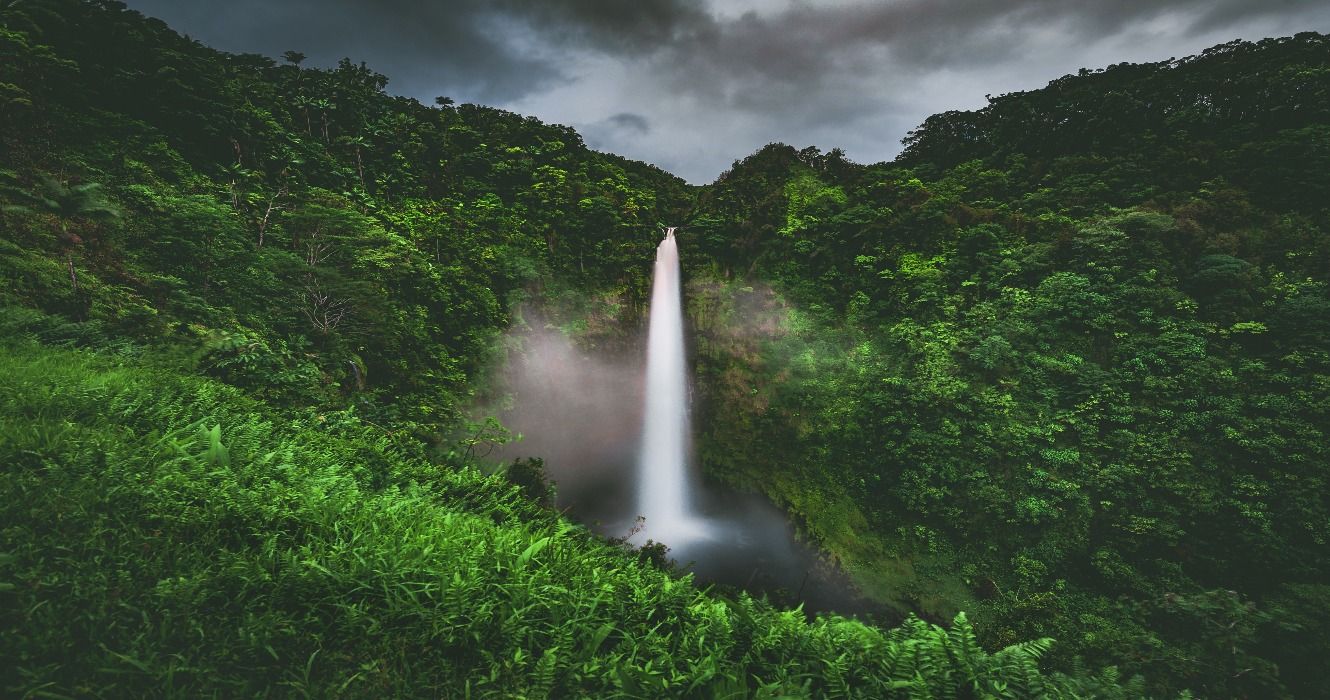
[123,0,1330,183]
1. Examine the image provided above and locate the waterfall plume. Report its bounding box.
[636,227,710,546]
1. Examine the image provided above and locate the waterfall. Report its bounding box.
[636,227,709,546]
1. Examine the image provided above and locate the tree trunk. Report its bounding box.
[256,187,286,248]
[66,252,79,292]
[202,233,213,299]
[60,223,79,291]
[355,145,365,189]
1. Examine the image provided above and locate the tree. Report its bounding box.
[336,134,369,189]
[4,175,120,290]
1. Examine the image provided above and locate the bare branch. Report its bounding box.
[300,280,351,334]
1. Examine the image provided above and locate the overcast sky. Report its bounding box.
[123,0,1330,183]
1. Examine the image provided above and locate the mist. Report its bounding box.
[489,323,645,532]
[484,299,886,618]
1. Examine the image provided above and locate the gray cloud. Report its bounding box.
[639,0,1330,104]
[123,0,1330,182]
[124,0,566,102]
[496,0,713,54]
[606,112,652,134]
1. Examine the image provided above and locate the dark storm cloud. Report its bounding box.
[123,0,1330,182]
[644,0,1330,95]
[606,112,652,134]
[495,0,713,54]
[124,0,711,102]
[1185,0,1330,35]
[123,0,566,102]
[599,0,1330,179]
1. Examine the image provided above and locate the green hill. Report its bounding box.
[686,34,1330,700]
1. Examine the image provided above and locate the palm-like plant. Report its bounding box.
[3,175,121,290]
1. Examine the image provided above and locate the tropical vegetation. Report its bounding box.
[3,1,1328,697]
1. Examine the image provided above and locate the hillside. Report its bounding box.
[686,34,1330,699]
[5,314,1141,697]
[1,0,691,445]
[0,1,1126,697]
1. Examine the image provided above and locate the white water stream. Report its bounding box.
[636,227,711,546]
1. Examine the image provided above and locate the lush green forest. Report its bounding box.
[686,34,1330,699]
[2,1,1327,697]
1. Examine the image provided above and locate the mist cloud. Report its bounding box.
[485,325,644,528]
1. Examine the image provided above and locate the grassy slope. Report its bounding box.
[0,315,1129,698]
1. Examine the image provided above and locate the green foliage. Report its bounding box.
[0,0,692,436]
[0,335,1115,698]
[686,33,1330,700]
[2,2,1326,697]
[506,456,557,508]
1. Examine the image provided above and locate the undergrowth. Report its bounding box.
[0,320,1136,697]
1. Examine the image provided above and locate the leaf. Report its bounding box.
[587,622,616,656]
[517,536,551,569]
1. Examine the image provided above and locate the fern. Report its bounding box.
[946,612,984,692]
[0,336,1129,698]
[530,644,559,699]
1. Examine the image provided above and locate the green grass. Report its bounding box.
[0,327,1132,698]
